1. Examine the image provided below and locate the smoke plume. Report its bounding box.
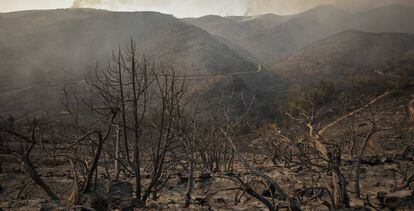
[72,0,103,8]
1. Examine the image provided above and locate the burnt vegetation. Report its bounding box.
[0,39,413,211]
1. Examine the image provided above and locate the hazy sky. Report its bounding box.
[1,0,413,17]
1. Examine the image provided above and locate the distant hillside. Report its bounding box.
[184,13,291,41]
[0,9,257,89]
[272,30,414,84]
[184,12,293,65]
[183,15,250,40]
[353,4,414,33]
[185,4,414,66]
[239,5,352,65]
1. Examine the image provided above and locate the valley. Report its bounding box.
[0,3,413,211]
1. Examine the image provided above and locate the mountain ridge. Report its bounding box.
[185,4,414,66]
[0,9,258,87]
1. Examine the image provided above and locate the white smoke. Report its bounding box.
[72,0,103,8]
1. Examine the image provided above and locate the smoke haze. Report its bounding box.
[70,0,246,17]
[70,0,414,17]
[245,0,414,15]
[1,0,413,17]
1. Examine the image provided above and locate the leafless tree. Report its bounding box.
[85,39,189,205]
[282,87,393,208]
